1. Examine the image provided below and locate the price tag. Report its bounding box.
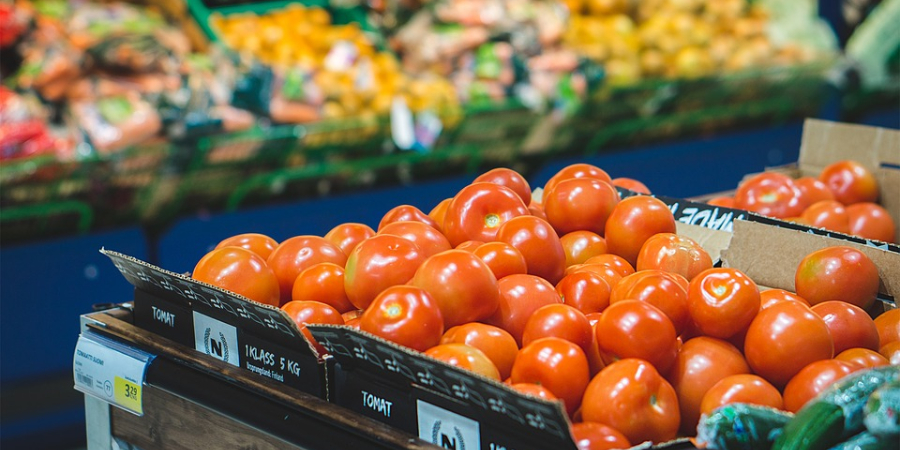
[73,333,154,415]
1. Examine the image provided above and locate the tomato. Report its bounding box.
[560,231,608,267]
[612,177,650,195]
[706,196,734,208]
[443,182,529,246]
[424,343,501,381]
[428,198,452,232]
[734,172,807,219]
[570,263,625,291]
[193,246,280,307]
[543,163,613,196]
[880,341,900,365]
[267,236,347,304]
[586,319,607,377]
[744,301,834,388]
[687,268,760,339]
[378,204,439,231]
[666,337,750,434]
[324,222,376,256]
[834,348,890,369]
[510,383,557,401]
[699,374,783,416]
[794,245,880,309]
[875,309,900,347]
[583,254,635,278]
[610,270,690,336]
[455,240,484,252]
[581,358,680,445]
[215,233,279,260]
[604,195,677,266]
[801,200,850,234]
[291,262,354,313]
[344,234,426,310]
[359,285,444,352]
[522,304,593,353]
[511,337,590,416]
[473,167,533,205]
[636,233,713,281]
[496,215,567,284]
[818,160,878,205]
[472,241,528,279]
[556,270,612,315]
[442,323,519,380]
[528,201,547,221]
[281,300,344,355]
[543,178,620,236]
[571,422,632,450]
[811,301,880,353]
[484,274,562,346]
[411,250,499,328]
[795,176,836,205]
[782,359,858,413]
[759,289,810,310]
[378,220,451,258]
[344,316,361,330]
[846,202,896,243]
[595,300,678,373]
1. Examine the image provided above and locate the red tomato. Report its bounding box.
[818,160,879,205]
[556,270,612,315]
[846,202,896,243]
[604,195,677,266]
[707,196,735,208]
[811,301,880,353]
[484,274,562,346]
[291,262,354,313]
[586,319,607,377]
[359,285,443,352]
[595,300,678,374]
[412,250,500,328]
[744,301,834,388]
[510,383,557,401]
[612,177,650,195]
[560,230,608,267]
[528,201,547,221]
[442,323,519,380]
[636,233,713,281]
[193,246,280,307]
[324,222,376,256]
[344,234,426,310]
[473,167,532,205]
[281,300,344,355]
[267,236,347,304]
[783,359,858,413]
[795,176,836,205]
[759,289,811,310]
[344,316,361,330]
[801,200,851,234]
[666,337,750,434]
[834,347,890,369]
[570,264,624,294]
[795,246,880,309]
[511,337,591,416]
[472,241,528,279]
[879,341,900,365]
[378,204,439,231]
[734,172,808,218]
[455,240,484,252]
[496,215,567,284]
[543,163,613,196]
[378,220,451,258]
[428,198,452,232]
[571,422,632,450]
[543,178,620,236]
[874,309,900,347]
[699,374,783,416]
[687,268,760,339]
[583,254,635,278]
[215,233,279,260]
[443,182,529,246]
[522,304,593,353]
[610,270,690,336]
[424,343,501,381]
[581,358,680,445]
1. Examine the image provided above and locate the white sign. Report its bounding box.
[193,311,240,366]
[73,334,153,415]
[417,400,481,450]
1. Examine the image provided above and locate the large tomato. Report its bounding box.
[744,301,834,388]
[811,301,880,353]
[291,262,354,313]
[411,250,500,328]
[875,309,900,347]
[581,358,680,445]
[560,230,608,267]
[570,263,625,291]
[473,167,533,205]
[733,172,807,219]
[782,359,858,413]
[759,289,810,310]
[193,246,281,307]
[594,300,678,374]
[636,232,712,281]
[584,254,635,278]
[794,245,880,309]
[441,323,519,380]
[522,304,593,353]
[442,182,529,246]
[378,204,439,231]
[510,383,557,401]
[570,422,632,450]
[359,285,443,352]
[484,274,562,346]
[610,269,690,336]
[604,195,677,266]
[795,176,836,205]
[495,215,567,284]
[455,240,484,252]
[834,348,890,370]
[801,200,850,234]
[281,300,344,355]
[818,160,879,205]
[612,177,650,195]
[556,270,612,315]
[846,202,896,243]
[510,337,590,416]
[324,222,376,256]
[215,233,279,260]
[378,220,452,258]
[344,234,425,310]
[428,198,452,232]
[424,343,501,381]
[267,236,347,304]
[699,374,783,416]
[472,241,528,280]
[543,163,613,196]
[687,268,760,339]
[543,178,620,236]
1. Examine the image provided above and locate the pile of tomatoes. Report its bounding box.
[190,164,899,450]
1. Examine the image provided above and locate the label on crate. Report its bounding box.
[193,311,240,366]
[73,333,154,415]
[417,400,481,450]
[240,332,320,392]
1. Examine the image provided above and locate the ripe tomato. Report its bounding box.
[543,178,620,236]
[267,236,347,304]
[291,262,354,313]
[411,250,499,328]
[782,359,858,413]
[875,309,900,347]
[795,176,836,205]
[496,215,567,284]
[846,202,896,243]
[324,222,376,256]
[473,167,532,205]
[699,374,783,416]
[706,196,734,208]
[442,323,519,380]
[734,172,807,219]
[569,264,624,291]
[472,241,528,279]
[612,177,650,195]
[193,246,280,307]
[527,201,547,222]
[455,240,484,252]
[556,270,612,315]
[594,300,678,374]
[801,200,850,234]
[522,304,593,353]
[834,348,890,369]
[344,234,425,310]
[818,160,878,205]
[485,274,562,346]
[794,245,880,309]
[215,233,279,260]
[744,301,834,388]
[560,230,608,267]
[811,301,880,353]
[604,195,677,266]
[879,340,900,365]
[583,254,635,278]
[610,270,690,336]
[759,289,810,310]
[511,337,590,416]
[424,343,501,381]
[543,163,613,193]
[378,204,439,231]
[586,319,607,377]
[359,285,443,352]
[687,268,760,339]
[510,383,557,401]
[581,358,680,445]
[281,300,344,351]
[666,337,750,434]
[428,198,452,232]
[571,422,632,450]
[636,233,712,281]
[378,221,451,258]
[443,182,529,246]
